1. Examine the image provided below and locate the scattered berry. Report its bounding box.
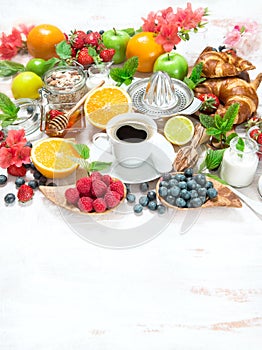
[207,188,218,199]
[28,180,39,189]
[78,197,93,212]
[147,190,156,201]
[93,198,107,213]
[126,193,136,203]
[148,201,158,211]
[17,184,34,202]
[15,177,25,188]
[157,204,166,215]
[140,182,149,192]
[4,193,15,205]
[47,182,57,186]
[133,203,143,214]
[65,187,80,205]
[38,176,47,185]
[0,174,7,185]
[139,195,149,207]
[33,170,42,180]
[7,164,27,177]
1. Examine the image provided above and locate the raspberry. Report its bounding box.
[106,189,121,200]
[104,191,120,209]
[91,179,108,198]
[7,164,27,177]
[65,187,80,205]
[90,171,102,181]
[93,198,107,213]
[78,197,93,212]
[17,184,34,202]
[101,174,112,186]
[109,180,125,198]
[76,177,92,196]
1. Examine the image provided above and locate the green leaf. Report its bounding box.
[123,56,138,76]
[236,136,245,153]
[204,148,226,170]
[206,127,222,137]
[43,57,60,72]
[73,144,90,160]
[89,161,112,172]
[225,132,238,145]
[223,103,240,132]
[110,56,138,86]
[109,68,126,83]
[121,28,135,36]
[0,93,19,117]
[56,40,72,60]
[184,62,206,89]
[214,114,224,129]
[205,172,228,185]
[0,60,25,77]
[183,77,195,90]
[199,113,215,128]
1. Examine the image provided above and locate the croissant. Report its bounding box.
[194,73,262,124]
[194,46,256,78]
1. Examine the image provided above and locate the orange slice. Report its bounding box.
[84,85,132,129]
[31,138,79,179]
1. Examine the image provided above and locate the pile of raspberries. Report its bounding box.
[64,171,125,213]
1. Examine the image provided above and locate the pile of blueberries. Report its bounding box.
[157,168,218,208]
[125,182,167,215]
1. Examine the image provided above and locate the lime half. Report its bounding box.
[164,116,194,145]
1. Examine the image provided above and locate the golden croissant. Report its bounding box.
[194,73,262,124]
[194,46,256,78]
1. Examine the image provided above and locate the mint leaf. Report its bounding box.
[109,67,126,83]
[236,136,245,153]
[123,56,138,76]
[205,172,228,185]
[110,56,138,86]
[214,114,224,129]
[184,62,206,89]
[0,60,25,77]
[56,40,72,60]
[199,113,215,128]
[0,93,19,117]
[73,144,90,160]
[43,57,60,72]
[89,161,112,172]
[205,148,225,170]
[205,127,222,138]
[121,28,135,36]
[223,103,240,132]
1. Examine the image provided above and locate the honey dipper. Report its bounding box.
[173,123,208,172]
[48,80,105,132]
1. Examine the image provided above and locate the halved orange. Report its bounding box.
[84,85,132,129]
[31,138,80,179]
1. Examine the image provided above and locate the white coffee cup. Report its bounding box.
[92,113,158,168]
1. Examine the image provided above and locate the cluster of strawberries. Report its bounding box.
[65,171,125,213]
[65,30,115,66]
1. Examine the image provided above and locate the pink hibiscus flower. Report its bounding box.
[155,23,181,52]
[6,129,27,148]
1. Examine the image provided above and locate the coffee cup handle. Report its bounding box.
[92,132,112,153]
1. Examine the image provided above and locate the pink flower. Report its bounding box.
[155,23,181,52]
[0,147,15,168]
[6,129,27,148]
[13,146,31,167]
[224,29,242,46]
[175,3,205,30]
[142,11,159,33]
[18,24,35,37]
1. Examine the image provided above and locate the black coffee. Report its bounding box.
[116,124,148,143]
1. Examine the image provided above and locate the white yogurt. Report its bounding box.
[220,137,259,187]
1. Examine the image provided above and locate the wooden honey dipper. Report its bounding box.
[48,80,105,132]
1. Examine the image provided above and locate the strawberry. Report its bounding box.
[198,93,220,114]
[85,31,101,47]
[257,133,262,145]
[7,164,27,177]
[77,47,94,66]
[249,128,260,141]
[47,109,64,120]
[99,48,115,62]
[0,130,5,141]
[69,30,88,50]
[17,184,34,202]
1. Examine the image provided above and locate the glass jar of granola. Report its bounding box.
[42,65,88,104]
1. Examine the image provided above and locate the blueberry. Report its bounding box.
[184,168,193,177]
[197,187,207,196]
[190,190,199,199]
[187,179,197,190]
[180,189,191,201]
[194,174,206,186]
[15,177,25,188]
[148,201,158,211]
[139,195,149,207]
[28,180,39,189]
[33,170,42,180]
[195,183,201,190]
[166,195,176,205]
[175,197,186,208]
[25,141,33,148]
[168,179,179,187]
[157,204,166,215]
[99,29,104,35]
[140,182,149,192]
[126,193,136,203]
[125,184,131,194]
[199,196,206,204]
[190,197,202,208]
[178,181,187,189]
[30,162,36,170]
[47,182,57,186]
[207,188,218,199]
[159,180,169,188]
[162,173,171,181]
[23,163,31,169]
[205,181,213,189]
[26,106,34,114]
[158,186,168,198]
[169,186,180,197]
[38,176,47,185]
[0,174,7,185]
[147,190,156,201]
[133,203,143,214]
[86,29,93,34]
[4,193,15,205]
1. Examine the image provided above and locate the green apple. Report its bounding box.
[102,28,130,64]
[153,52,188,80]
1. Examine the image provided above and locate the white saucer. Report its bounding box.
[258,175,262,198]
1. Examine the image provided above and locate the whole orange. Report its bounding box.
[27,24,65,60]
[126,32,165,73]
